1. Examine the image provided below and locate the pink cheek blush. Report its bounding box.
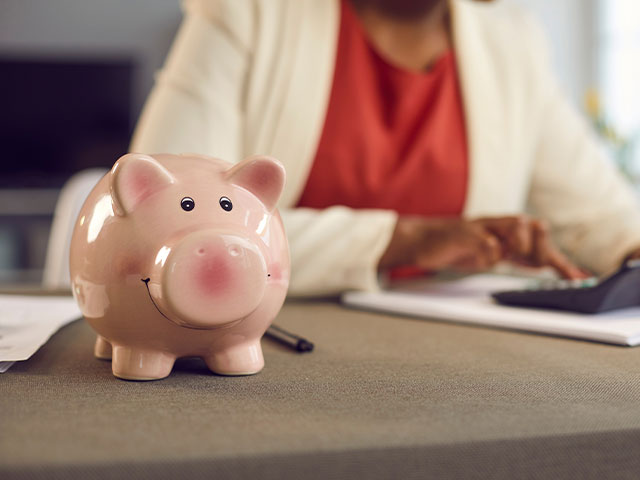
[267,263,283,281]
[115,256,142,277]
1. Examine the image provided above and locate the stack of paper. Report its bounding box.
[342,274,640,346]
[0,295,81,372]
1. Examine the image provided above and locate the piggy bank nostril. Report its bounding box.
[229,246,241,257]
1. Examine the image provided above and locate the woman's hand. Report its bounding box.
[621,248,640,266]
[378,215,587,279]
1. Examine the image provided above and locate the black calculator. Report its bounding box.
[491,260,640,314]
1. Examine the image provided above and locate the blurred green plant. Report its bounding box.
[584,88,639,182]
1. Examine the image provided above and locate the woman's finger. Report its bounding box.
[476,216,533,258]
[449,228,502,271]
[531,220,586,279]
[479,230,503,266]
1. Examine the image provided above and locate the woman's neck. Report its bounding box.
[349,0,452,72]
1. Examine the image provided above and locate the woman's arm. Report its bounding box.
[525,19,640,275]
[131,0,252,161]
[283,207,397,296]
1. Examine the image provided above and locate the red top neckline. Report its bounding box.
[297,0,469,218]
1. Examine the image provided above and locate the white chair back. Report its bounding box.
[42,169,108,289]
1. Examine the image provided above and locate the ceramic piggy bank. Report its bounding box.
[69,153,290,380]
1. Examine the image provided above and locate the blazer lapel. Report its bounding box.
[451,0,512,217]
[249,0,340,208]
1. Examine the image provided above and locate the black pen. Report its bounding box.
[265,324,314,353]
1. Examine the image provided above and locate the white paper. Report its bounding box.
[342,274,640,346]
[0,361,14,373]
[0,295,81,369]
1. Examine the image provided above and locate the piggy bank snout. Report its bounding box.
[195,242,241,258]
[158,231,268,328]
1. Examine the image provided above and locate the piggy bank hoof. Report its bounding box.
[112,346,176,381]
[94,335,113,360]
[205,341,264,376]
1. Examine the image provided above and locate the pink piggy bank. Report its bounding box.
[69,153,290,380]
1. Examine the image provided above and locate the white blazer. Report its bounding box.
[131,0,640,296]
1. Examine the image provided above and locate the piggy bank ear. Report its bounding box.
[110,153,175,215]
[224,155,286,212]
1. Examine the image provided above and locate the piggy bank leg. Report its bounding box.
[111,345,176,381]
[94,335,112,360]
[205,340,264,376]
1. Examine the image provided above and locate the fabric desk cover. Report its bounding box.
[3,298,640,479]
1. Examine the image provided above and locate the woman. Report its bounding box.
[131,0,640,295]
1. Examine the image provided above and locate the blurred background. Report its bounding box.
[0,0,638,286]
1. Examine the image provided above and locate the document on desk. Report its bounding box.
[342,274,640,346]
[0,295,81,372]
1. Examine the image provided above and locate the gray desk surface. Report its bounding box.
[3,298,640,479]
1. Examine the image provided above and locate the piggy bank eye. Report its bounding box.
[219,196,233,212]
[181,197,195,211]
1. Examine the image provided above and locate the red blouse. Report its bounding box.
[296,0,469,216]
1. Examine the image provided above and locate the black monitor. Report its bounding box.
[0,57,134,188]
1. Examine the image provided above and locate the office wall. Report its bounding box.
[0,0,181,119]
[511,0,596,109]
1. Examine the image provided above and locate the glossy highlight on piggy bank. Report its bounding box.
[69,153,290,380]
